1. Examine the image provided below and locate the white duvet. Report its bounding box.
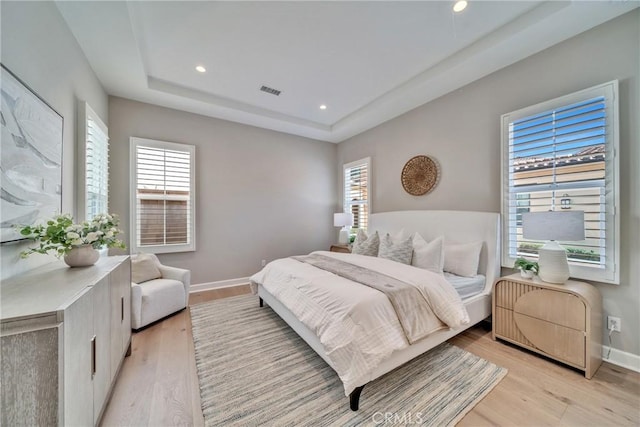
[249,251,469,396]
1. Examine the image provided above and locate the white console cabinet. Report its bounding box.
[1,256,131,426]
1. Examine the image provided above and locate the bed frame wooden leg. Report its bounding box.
[350,385,365,411]
[259,297,263,307]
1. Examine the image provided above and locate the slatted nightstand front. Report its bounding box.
[492,274,602,379]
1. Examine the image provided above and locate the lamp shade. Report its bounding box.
[334,213,353,228]
[522,211,585,241]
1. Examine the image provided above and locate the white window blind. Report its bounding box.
[86,113,109,220]
[130,138,196,254]
[343,157,371,231]
[78,102,109,222]
[501,81,619,284]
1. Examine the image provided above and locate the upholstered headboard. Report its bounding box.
[369,210,501,292]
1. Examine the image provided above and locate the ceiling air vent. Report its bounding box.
[260,85,281,96]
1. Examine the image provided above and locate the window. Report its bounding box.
[501,81,619,284]
[130,137,196,254]
[78,102,109,221]
[343,157,370,232]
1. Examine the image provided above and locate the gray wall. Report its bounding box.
[338,11,640,358]
[109,97,337,284]
[0,1,109,279]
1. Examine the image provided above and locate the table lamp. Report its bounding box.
[334,213,353,245]
[522,211,585,284]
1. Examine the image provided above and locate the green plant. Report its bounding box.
[518,244,601,263]
[514,257,539,274]
[566,247,600,262]
[517,243,543,254]
[16,213,126,258]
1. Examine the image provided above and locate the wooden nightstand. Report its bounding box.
[330,244,351,253]
[492,274,602,378]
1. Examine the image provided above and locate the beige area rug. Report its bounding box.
[190,295,507,426]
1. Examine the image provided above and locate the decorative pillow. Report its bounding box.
[376,228,406,244]
[131,253,162,284]
[411,233,444,274]
[352,229,368,247]
[351,230,380,256]
[378,233,413,265]
[443,241,483,278]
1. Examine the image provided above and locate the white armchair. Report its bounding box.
[130,253,191,330]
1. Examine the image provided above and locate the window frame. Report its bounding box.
[77,102,109,222]
[129,137,196,254]
[342,157,371,232]
[500,81,620,284]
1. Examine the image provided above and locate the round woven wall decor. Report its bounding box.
[401,155,440,196]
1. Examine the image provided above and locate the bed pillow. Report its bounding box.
[443,241,483,278]
[352,228,367,246]
[131,253,162,284]
[351,230,380,256]
[378,233,413,265]
[411,233,444,274]
[376,228,406,244]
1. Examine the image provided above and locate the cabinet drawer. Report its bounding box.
[513,312,585,368]
[495,280,539,310]
[514,288,585,330]
[494,307,534,347]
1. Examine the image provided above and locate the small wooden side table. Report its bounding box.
[492,273,602,378]
[329,244,351,253]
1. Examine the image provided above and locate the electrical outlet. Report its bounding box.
[607,316,621,332]
[261,259,266,267]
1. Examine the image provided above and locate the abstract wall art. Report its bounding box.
[1,64,63,243]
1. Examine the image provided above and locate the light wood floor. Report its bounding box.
[100,286,640,426]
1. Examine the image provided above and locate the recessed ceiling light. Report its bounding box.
[453,0,467,13]
[319,105,327,110]
[195,65,206,73]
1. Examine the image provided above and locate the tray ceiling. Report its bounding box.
[55,1,637,143]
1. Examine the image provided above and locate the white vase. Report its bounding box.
[520,269,535,279]
[64,244,100,267]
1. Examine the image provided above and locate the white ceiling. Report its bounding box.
[55,1,638,143]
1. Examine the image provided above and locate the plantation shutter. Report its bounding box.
[132,139,195,253]
[85,113,109,220]
[343,158,370,231]
[502,81,619,284]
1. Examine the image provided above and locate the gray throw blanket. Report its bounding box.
[292,253,434,344]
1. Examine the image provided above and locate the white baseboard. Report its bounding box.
[602,346,640,373]
[190,277,250,293]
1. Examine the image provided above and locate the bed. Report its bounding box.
[251,210,500,411]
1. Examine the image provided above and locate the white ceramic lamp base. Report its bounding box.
[338,227,350,245]
[538,241,570,284]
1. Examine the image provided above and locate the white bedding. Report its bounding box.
[444,273,486,300]
[250,251,469,396]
